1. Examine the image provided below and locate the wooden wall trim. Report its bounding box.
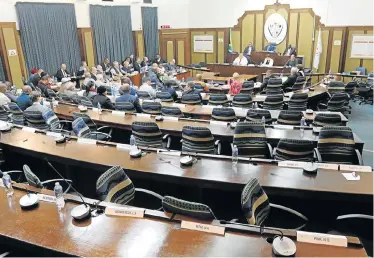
[77,29,86,63]
[0,28,10,81]
[133,31,138,57]
[295,13,300,48]
[325,28,334,73]
[15,31,26,78]
[339,27,349,72]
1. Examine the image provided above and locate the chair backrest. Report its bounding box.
[288,93,308,111]
[233,122,269,158]
[292,76,306,91]
[277,110,302,125]
[115,101,136,113]
[0,105,9,121]
[328,81,345,94]
[345,81,357,94]
[266,87,284,95]
[161,106,183,117]
[8,102,24,125]
[263,94,283,110]
[141,101,162,115]
[232,94,253,108]
[241,81,254,94]
[267,77,282,92]
[181,93,202,105]
[156,91,173,102]
[211,107,236,122]
[313,113,342,127]
[241,178,270,226]
[182,126,215,154]
[47,89,58,99]
[42,109,60,131]
[209,94,229,106]
[327,92,348,112]
[162,196,216,220]
[275,139,314,162]
[23,110,49,130]
[59,93,73,102]
[137,91,152,100]
[245,109,272,124]
[80,97,94,108]
[131,121,163,148]
[72,112,97,131]
[23,164,43,188]
[317,126,356,164]
[72,117,91,137]
[96,166,135,205]
[194,82,204,90]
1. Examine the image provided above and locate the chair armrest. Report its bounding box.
[354,149,364,165]
[270,203,308,230]
[135,188,164,200]
[97,126,113,136]
[336,214,373,220]
[215,140,221,155]
[41,179,72,185]
[88,132,112,141]
[3,170,22,174]
[317,103,328,111]
[58,120,72,124]
[267,143,273,158]
[314,148,322,162]
[162,134,171,149]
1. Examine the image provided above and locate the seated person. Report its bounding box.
[138,76,156,98]
[193,74,209,92]
[282,67,298,91]
[153,54,165,64]
[141,57,149,68]
[158,63,166,74]
[90,67,98,81]
[264,41,277,52]
[233,53,248,66]
[78,61,88,76]
[25,91,50,113]
[183,81,202,102]
[121,77,137,95]
[228,72,243,95]
[116,84,141,112]
[82,72,95,89]
[59,78,77,97]
[16,85,33,111]
[28,68,38,84]
[260,70,276,92]
[133,57,141,73]
[0,83,11,106]
[283,44,297,56]
[162,81,178,101]
[37,74,50,97]
[263,54,274,66]
[83,81,97,100]
[285,54,298,67]
[297,64,305,77]
[148,63,164,89]
[243,42,255,56]
[110,61,123,78]
[4,81,17,102]
[165,59,177,72]
[112,76,122,88]
[92,86,115,110]
[121,61,133,75]
[55,64,70,82]
[31,68,43,87]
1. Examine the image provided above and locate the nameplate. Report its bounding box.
[163,116,179,121]
[181,221,225,236]
[112,111,126,116]
[92,108,99,112]
[46,132,62,138]
[22,127,36,133]
[231,107,244,111]
[273,125,294,130]
[116,144,131,151]
[278,161,305,168]
[202,105,213,109]
[77,138,97,145]
[315,163,339,170]
[37,194,56,203]
[157,150,181,156]
[210,120,227,126]
[137,113,151,118]
[297,231,347,247]
[172,103,185,108]
[340,164,372,172]
[105,206,144,218]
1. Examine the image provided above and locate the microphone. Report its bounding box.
[45,158,91,220]
[19,183,39,209]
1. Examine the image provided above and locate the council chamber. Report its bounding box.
[0,0,372,257]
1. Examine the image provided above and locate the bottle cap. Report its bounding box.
[55,182,60,186]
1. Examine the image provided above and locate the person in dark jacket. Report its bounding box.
[282,67,298,91]
[162,81,178,101]
[16,85,33,111]
[116,84,141,112]
[92,86,114,110]
[260,70,276,92]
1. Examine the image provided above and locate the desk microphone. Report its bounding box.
[45,158,91,220]
[19,184,39,209]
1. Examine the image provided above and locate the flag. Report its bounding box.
[228,28,233,53]
[313,28,322,70]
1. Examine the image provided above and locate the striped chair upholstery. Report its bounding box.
[275,139,314,162]
[181,93,202,105]
[263,94,283,110]
[211,107,236,121]
[59,93,73,102]
[23,111,49,130]
[345,81,357,98]
[47,89,58,99]
[8,103,24,125]
[115,101,136,113]
[241,178,270,226]
[42,109,60,131]
[156,92,173,102]
[241,81,254,94]
[292,76,306,91]
[209,94,229,106]
[162,196,216,220]
[313,113,342,127]
[233,122,270,158]
[277,110,302,125]
[246,109,272,124]
[23,164,43,188]
[266,78,283,94]
[328,81,345,94]
[96,166,135,205]
[161,106,183,117]
[141,102,162,115]
[182,126,215,154]
[137,91,152,100]
[327,93,348,113]
[232,94,253,108]
[131,121,163,148]
[72,117,91,137]
[0,106,9,121]
[72,112,97,131]
[317,126,357,164]
[194,83,204,92]
[288,93,308,111]
[80,97,93,107]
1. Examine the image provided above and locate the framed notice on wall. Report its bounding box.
[350,34,374,59]
[193,35,214,53]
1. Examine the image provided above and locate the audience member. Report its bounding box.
[193,74,209,92]
[148,63,164,89]
[79,61,88,75]
[25,91,50,113]
[82,72,94,89]
[92,86,115,110]
[110,61,123,78]
[153,54,165,64]
[162,81,178,101]
[297,64,305,77]
[165,59,177,72]
[0,83,11,106]
[101,58,111,75]
[116,84,141,112]
[121,61,132,74]
[263,54,274,66]
[228,73,243,95]
[285,54,298,67]
[133,57,141,72]
[121,77,137,95]
[31,68,43,87]
[4,81,17,102]
[55,64,70,82]
[16,85,32,110]
[139,76,156,98]
[59,78,76,96]
[260,70,276,91]
[141,57,149,68]
[38,75,50,97]
[282,67,298,90]
[183,81,202,101]
[90,67,98,81]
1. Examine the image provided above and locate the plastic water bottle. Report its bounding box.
[130,134,137,152]
[232,145,238,165]
[300,117,306,137]
[254,102,258,109]
[97,102,102,114]
[261,116,266,125]
[54,182,65,211]
[2,172,13,197]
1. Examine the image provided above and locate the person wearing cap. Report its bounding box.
[16,85,33,111]
[59,78,76,97]
[92,86,115,110]
[116,84,141,112]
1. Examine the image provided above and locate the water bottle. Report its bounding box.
[2,172,13,197]
[54,182,65,211]
[300,117,306,137]
[261,116,266,125]
[97,102,102,114]
[254,102,258,109]
[232,145,238,165]
[130,134,137,152]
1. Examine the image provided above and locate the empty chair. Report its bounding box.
[8,102,24,125]
[316,126,362,164]
[318,92,348,113]
[42,109,72,133]
[209,94,229,106]
[266,87,284,95]
[277,110,302,125]
[313,113,342,127]
[266,78,283,94]
[288,92,308,111]
[156,91,173,102]
[345,81,357,100]
[181,93,202,105]
[72,112,112,136]
[274,139,315,162]
[0,106,9,121]
[246,109,272,124]
[232,94,253,108]
[80,97,94,107]
[240,81,254,94]
[141,101,162,115]
[59,93,73,102]
[131,121,163,148]
[162,196,217,220]
[72,117,111,140]
[182,126,217,154]
[263,94,283,110]
[161,106,183,117]
[137,91,152,100]
[115,101,136,113]
[23,111,49,130]
[292,76,306,91]
[328,81,345,94]
[211,107,236,122]
[232,122,272,158]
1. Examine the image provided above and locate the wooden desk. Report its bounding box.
[201,74,257,82]
[129,71,191,86]
[207,64,291,79]
[226,52,304,67]
[0,188,366,257]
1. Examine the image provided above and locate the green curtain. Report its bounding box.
[142,7,159,60]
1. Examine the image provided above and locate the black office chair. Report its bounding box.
[211,107,237,122]
[156,92,173,102]
[181,93,202,105]
[47,89,59,100]
[193,83,204,93]
[209,94,229,106]
[274,139,316,162]
[72,117,111,141]
[318,92,350,114]
[345,81,357,101]
[328,81,345,95]
[232,94,253,108]
[41,109,72,134]
[245,109,272,124]
[59,93,74,103]
[161,106,183,117]
[292,76,306,92]
[313,113,342,127]
[131,121,170,149]
[72,112,112,135]
[262,94,283,110]
[266,78,283,95]
[23,111,49,130]
[240,81,254,95]
[7,103,24,125]
[115,101,136,113]
[80,97,94,108]
[288,92,308,111]
[0,105,9,122]
[181,126,220,154]
[357,81,373,105]
[137,91,152,100]
[276,110,302,126]
[141,101,162,115]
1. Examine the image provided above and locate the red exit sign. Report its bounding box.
[161,25,171,29]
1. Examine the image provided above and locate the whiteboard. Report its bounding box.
[194,35,214,53]
[350,34,374,59]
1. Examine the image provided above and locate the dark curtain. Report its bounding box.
[16,3,81,76]
[141,7,159,60]
[0,55,5,82]
[90,5,134,65]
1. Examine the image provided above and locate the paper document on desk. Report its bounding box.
[342,173,360,181]
[210,120,228,126]
[137,113,151,118]
[22,127,36,133]
[157,150,181,156]
[163,116,179,121]
[278,161,306,168]
[273,125,294,130]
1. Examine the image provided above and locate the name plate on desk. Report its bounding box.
[316,163,339,170]
[37,194,56,203]
[163,116,179,121]
[46,132,62,138]
[77,138,97,145]
[210,120,228,126]
[112,111,125,116]
[278,161,306,168]
[231,107,244,111]
[202,105,213,109]
[172,103,185,108]
[297,231,347,247]
[181,221,225,236]
[105,206,144,218]
[92,108,99,112]
[273,125,294,130]
[137,113,151,118]
[116,144,131,151]
[157,150,181,156]
[22,127,36,133]
[340,165,372,172]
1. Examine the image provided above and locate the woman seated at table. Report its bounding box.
[228,73,243,95]
[193,74,209,92]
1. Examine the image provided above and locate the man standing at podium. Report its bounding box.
[243,42,255,56]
